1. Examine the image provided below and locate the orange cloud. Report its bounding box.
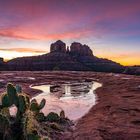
[96,52,140,66]
[0,48,46,53]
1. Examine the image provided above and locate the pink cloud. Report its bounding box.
[0,0,140,40]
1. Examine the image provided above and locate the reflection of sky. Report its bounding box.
[31,82,102,120]
[0,0,140,65]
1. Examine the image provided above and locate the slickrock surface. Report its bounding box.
[72,73,140,140]
[0,71,140,140]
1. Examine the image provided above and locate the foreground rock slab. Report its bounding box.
[0,71,140,140]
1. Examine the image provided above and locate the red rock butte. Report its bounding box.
[50,40,93,56]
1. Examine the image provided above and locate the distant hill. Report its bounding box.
[5,40,124,73]
[0,57,5,70]
[124,66,140,75]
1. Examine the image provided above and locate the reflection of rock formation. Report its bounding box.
[50,82,92,96]
[70,83,91,94]
[5,40,125,72]
[50,85,61,92]
[64,85,71,95]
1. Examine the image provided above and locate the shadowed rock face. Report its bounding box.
[0,58,3,64]
[7,52,90,71]
[70,42,93,56]
[124,66,140,75]
[50,41,93,56]
[0,58,5,70]
[2,40,125,72]
[50,40,66,53]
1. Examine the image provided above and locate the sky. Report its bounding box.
[0,0,140,65]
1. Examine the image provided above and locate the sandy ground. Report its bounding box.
[0,71,140,140]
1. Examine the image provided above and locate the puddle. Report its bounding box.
[114,74,120,77]
[3,73,14,76]
[31,81,102,120]
[122,77,130,80]
[15,77,35,80]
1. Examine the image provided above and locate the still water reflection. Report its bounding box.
[31,82,101,120]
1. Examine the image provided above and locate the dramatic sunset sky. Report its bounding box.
[0,0,140,65]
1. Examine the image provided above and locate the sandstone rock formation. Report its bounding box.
[0,57,4,64]
[0,40,125,73]
[50,40,66,53]
[124,66,140,75]
[70,42,93,56]
[0,57,5,70]
[7,52,90,71]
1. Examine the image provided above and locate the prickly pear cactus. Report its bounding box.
[60,110,65,119]
[39,99,46,110]
[7,83,19,106]
[25,95,30,106]
[1,93,10,107]
[46,112,60,122]
[0,107,10,117]
[0,83,60,140]
[0,114,9,129]
[36,112,45,122]
[30,98,46,114]
[0,114,12,140]
[23,110,41,140]
[18,94,27,114]
[16,84,22,94]
[30,99,39,112]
